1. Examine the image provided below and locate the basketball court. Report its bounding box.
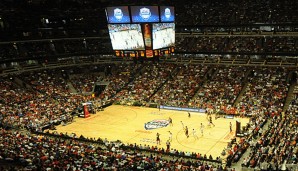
[53,105,249,158]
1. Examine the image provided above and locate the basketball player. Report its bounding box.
[168,131,172,142]
[156,132,161,145]
[192,128,198,139]
[166,139,171,152]
[200,123,204,136]
[185,126,189,138]
[181,121,184,129]
[230,122,232,132]
[169,117,173,126]
[206,109,211,120]
[188,112,191,118]
[209,115,215,127]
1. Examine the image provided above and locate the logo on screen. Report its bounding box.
[114,8,123,21]
[139,7,151,20]
[164,8,171,19]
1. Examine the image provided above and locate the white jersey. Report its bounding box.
[200,124,204,132]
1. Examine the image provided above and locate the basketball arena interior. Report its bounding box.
[0,0,297,170]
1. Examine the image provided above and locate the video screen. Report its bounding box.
[160,6,175,22]
[106,6,131,23]
[131,6,159,23]
[152,23,175,50]
[108,24,145,50]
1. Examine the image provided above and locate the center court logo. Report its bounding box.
[144,119,169,130]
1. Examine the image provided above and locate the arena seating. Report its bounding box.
[1,64,296,170]
[174,0,297,26]
[235,67,288,116]
[0,129,224,170]
[113,63,176,106]
[175,36,298,54]
[152,64,209,107]
[190,66,248,113]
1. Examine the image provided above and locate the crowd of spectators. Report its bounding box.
[70,73,103,93]
[51,39,112,55]
[0,38,113,61]
[225,68,295,170]
[175,0,297,25]
[99,63,142,103]
[188,66,247,114]
[113,63,176,106]
[19,69,70,100]
[0,76,39,129]
[152,64,209,107]
[0,0,108,41]
[0,69,94,132]
[65,63,142,101]
[175,36,298,54]
[0,129,225,171]
[0,75,67,131]
[1,35,296,62]
[235,67,288,116]
[239,100,298,170]
[225,109,268,166]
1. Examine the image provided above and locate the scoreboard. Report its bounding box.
[105,6,175,58]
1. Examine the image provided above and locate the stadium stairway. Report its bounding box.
[283,82,298,112]
[189,66,219,102]
[232,69,253,107]
[148,66,180,100]
[14,76,34,90]
[232,82,249,107]
[231,118,272,171]
[191,66,215,100]
[67,81,78,94]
